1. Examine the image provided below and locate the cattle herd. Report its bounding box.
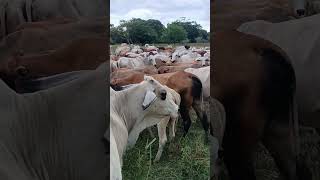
[110,43,211,179]
[0,0,319,180]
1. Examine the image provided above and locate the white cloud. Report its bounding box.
[110,0,210,31]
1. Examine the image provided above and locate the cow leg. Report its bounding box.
[262,119,310,180]
[168,117,177,141]
[223,99,266,180]
[223,139,256,180]
[154,117,170,162]
[147,127,155,138]
[180,105,192,136]
[193,100,209,143]
[223,124,258,180]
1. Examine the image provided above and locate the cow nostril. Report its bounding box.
[297,9,305,16]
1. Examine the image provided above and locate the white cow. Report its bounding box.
[171,46,189,62]
[110,76,179,180]
[131,45,143,54]
[144,44,158,52]
[173,51,201,63]
[150,54,171,65]
[117,83,181,162]
[154,87,181,162]
[195,56,210,66]
[125,52,141,58]
[115,43,130,57]
[185,66,210,98]
[117,56,156,69]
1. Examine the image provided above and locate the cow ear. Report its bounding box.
[142,90,157,110]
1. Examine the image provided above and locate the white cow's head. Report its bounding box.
[195,57,210,66]
[171,52,180,62]
[289,0,306,17]
[141,76,179,119]
[145,56,157,66]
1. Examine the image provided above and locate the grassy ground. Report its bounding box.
[122,109,210,180]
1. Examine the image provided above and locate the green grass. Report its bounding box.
[122,110,210,180]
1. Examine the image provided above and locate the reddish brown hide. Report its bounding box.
[211,30,310,180]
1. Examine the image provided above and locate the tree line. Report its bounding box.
[110,18,209,44]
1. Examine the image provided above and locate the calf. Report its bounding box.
[116,83,181,162]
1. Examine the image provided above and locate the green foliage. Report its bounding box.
[161,23,187,43]
[110,24,127,45]
[171,18,203,43]
[120,18,158,44]
[110,17,209,44]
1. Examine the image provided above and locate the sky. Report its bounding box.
[110,0,210,32]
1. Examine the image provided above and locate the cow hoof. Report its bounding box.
[153,156,160,163]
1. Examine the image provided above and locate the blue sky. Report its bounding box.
[110,0,210,32]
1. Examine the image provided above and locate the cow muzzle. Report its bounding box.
[160,89,167,100]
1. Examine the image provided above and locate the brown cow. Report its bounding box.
[0,37,107,90]
[111,71,209,138]
[158,63,206,74]
[14,17,76,32]
[0,17,107,61]
[211,30,310,180]
[111,66,158,77]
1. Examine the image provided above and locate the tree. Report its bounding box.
[110,18,208,44]
[146,19,165,41]
[120,18,158,44]
[171,18,203,43]
[199,29,209,40]
[110,24,127,44]
[161,23,187,43]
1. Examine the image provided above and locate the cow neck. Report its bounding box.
[114,83,148,133]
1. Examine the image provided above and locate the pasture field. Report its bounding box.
[110,43,210,55]
[122,103,210,180]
